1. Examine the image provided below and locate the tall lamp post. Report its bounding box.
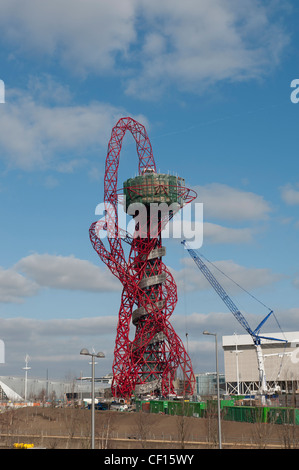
[80,348,105,449]
[203,331,222,449]
[23,355,31,402]
[231,333,243,395]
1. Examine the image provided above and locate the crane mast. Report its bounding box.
[181,240,285,398]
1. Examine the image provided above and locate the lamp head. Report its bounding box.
[80,348,90,356]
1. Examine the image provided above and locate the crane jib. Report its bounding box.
[181,240,285,344]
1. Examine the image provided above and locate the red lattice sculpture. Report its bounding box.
[89,117,196,398]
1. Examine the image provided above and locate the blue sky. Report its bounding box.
[0,0,298,382]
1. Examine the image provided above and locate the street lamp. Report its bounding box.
[203,331,222,449]
[80,348,105,449]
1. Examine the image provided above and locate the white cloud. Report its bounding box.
[27,74,73,105]
[170,256,283,294]
[0,87,147,171]
[1,316,117,340]
[166,195,256,246]
[172,311,243,337]
[16,253,120,292]
[0,0,137,75]
[194,183,272,222]
[172,308,296,352]
[0,316,118,376]
[169,220,254,246]
[0,267,39,303]
[126,0,289,98]
[0,307,295,377]
[275,308,299,332]
[280,183,299,205]
[0,252,122,303]
[203,222,254,244]
[0,0,289,98]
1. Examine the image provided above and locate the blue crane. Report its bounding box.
[181,240,286,397]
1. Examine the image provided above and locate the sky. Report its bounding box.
[0,0,298,383]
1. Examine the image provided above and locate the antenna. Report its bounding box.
[22,354,31,402]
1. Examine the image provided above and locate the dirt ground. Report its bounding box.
[0,406,298,449]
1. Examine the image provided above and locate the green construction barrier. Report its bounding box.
[267,407,297,425]
[223,406,265,423]
[149,400,165,414]
[136,399,299,426]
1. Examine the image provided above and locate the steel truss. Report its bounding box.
[226,379,299,396]
[89,117,196,398]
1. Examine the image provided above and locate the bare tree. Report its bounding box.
[38,388,47,405]
[251,408,274,449]
[78,411,92,449]
[278,409,299,449]
[62,408,81,448]
[176,402,191,449]
[204,400,219,448]
[50,390,57,407]
[96,412,116,449]
[0,407,18,448]
[132,411,154,448]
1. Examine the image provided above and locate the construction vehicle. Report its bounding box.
[181,240,286,402]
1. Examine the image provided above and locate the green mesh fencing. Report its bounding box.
[123,173,185,211]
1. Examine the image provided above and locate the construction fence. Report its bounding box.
[135,399,299,425]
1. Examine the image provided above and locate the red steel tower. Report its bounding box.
[89,117,196,398]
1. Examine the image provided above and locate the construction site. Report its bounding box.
[1,117,299,450]
[87,117,298,401]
